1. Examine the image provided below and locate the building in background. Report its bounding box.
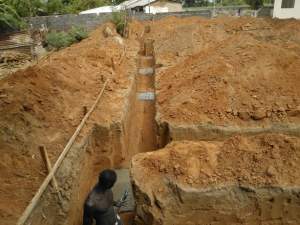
[80,0,182,15]
[144,1,182,14]
[79,6,118,14]
[273,0,300,19]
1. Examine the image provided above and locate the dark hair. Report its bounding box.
[98,169,117,189]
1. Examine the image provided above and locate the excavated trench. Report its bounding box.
[22,39,158,225]
[22,38,300,225]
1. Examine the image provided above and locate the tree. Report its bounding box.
[220,0,246,6]
[245,0,263,9]
[7,0,46,17]
[47,0,66,14]
[64,0,110,13]
[0,0,24,31]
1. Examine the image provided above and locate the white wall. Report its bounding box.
[273,0,300,19]
[144,6,168,14]
[144,2,183,14]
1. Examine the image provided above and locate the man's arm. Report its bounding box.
[82,204,93,225]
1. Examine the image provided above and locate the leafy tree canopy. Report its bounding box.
[245,0,264,9]
[0,0,25,31]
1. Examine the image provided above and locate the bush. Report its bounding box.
[45,26,88,50]
[0,0,25,31]
[68,26,88,42]
[46,31,73,49]
[111,11,127,36]
[245,0,264,9]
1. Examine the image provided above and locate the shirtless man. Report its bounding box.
[82,169,123,225]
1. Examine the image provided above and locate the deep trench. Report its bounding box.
[22,34,300,225]
[70,39,159,225]
[31,39,159,225]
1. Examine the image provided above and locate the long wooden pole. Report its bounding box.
[17,80,108,225]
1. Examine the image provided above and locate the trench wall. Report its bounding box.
[133,180,300,225]
[20,34,157,225]
[23,123,127,225]
[22,70,140,225]
[157,122,300,144]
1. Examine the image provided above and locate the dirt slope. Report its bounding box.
[0,23,139,225]
[139,16,300,125]
[131,133,300,225]
[135,134,300,188]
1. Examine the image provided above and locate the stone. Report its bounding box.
[287,106,300,117]
[266,166,276,177]
[238,111,250,120]
[252,108,266,120]
[225,108,232,113]
[103,26,114,37]
[114,36,124,45]
[144,25,151,33]
[232,110,238,116]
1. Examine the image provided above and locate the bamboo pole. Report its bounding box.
[17,80,108,225]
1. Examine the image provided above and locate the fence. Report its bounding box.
[27,10,211,32]
[27,6,273,32]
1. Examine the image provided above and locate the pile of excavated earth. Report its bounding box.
[0,23,140,225]
[145,17,300,152]
[134,134,300,188]
[147,16,300,125]
[130,16,300,225]
[0,15,300,225]
[132,134,300,225]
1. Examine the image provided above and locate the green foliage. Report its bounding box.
[0,0,25,31]
[1,0,118,18]
[47,0,66,14]
[68,26,88,41]
[46,31,73,49]
[7,0,46,17]
[184,0,209,7]
[217,0,246,6]
[56,0,112,13]
[245,0,264,9]
[111,11,126,36]
[45,26,88,50]
[113,0,126,5]
[184,0,271,7]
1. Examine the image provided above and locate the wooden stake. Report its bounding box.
[17,80,108,225]
[39,146,63,204]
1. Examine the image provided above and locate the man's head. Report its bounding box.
[98,169,117,189]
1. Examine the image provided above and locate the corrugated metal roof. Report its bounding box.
[79,0,157,14]
[119,0,157,8]
[79,6,117,14]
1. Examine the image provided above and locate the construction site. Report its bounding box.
[1,13,300,225]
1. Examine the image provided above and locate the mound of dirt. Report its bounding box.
[131,134,300,225]
[141,16,300,125]
[0,23,139,225]
[133,134,300,188]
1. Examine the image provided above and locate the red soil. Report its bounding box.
[136,133,300,188]
[139,16,300,125]
[0,23,139,225]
